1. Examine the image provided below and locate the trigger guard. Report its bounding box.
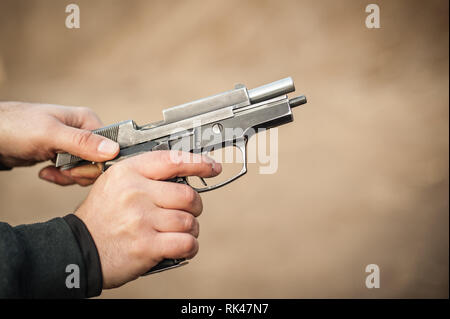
[185,138,248,193]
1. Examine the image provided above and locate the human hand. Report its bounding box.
[74,150,222,289]
[0,101,119,186]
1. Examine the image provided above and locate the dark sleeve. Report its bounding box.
[0,162,12,170]
[0,215,103,298]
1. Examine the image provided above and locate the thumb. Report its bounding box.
[53,124,120,162]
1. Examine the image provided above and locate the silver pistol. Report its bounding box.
[56,77,307,274]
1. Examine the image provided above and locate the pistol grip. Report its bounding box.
[141,176,190,276]
[142,258,188,276]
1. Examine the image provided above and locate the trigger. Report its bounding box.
[199,177,207,186]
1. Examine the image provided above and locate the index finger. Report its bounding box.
[124,151,222,180]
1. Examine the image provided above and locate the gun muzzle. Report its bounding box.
[247,77,295,103]
[289,95,307,108]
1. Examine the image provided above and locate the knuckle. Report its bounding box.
[149,151,180,178]
[79,106,94,115]
[182,214,196,232]
[72,129,94,148]
[78,106,100,123]
[167,151,184,170]
[159,150,173,165]
[101,164,136,194]
[181,185,197,206]
[106,162,127,179]
[130,238,151,261]
[162,150,186,169]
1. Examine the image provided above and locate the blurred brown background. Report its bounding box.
[0,0,448,298]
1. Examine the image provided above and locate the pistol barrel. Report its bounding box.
[248,77,295,103]
[289,95,307,108]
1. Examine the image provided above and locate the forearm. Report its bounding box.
[0,216,102,298]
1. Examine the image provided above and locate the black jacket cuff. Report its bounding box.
[5,218,91,298]
[0,162,12,170]
[63,214,103,297]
